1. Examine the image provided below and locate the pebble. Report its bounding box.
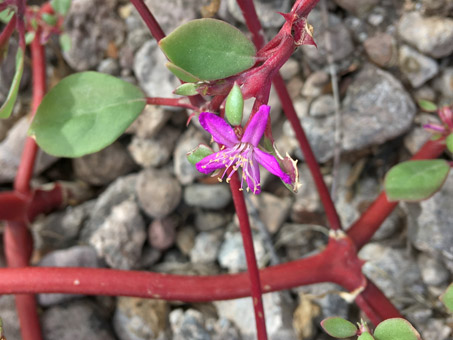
[184,184,232,210]
[37,246,101,306]
[403,127,432,155]
[97,58,121,76]
[417,253,450,287]
[292,294,321,340]
[136,168,182,218]
[194,210,230,232]
[434,67,453,100]
[41,299,116,340]
[73,141,136,186]
[398,11,453,58]
[226,0,291,28]
[399,45,439,88]
[128,126,180,168]
[309,95,335,117]
[126,105,171,139]
[89,199,146,269]
[417,319,452,340]
[333,0,378,17]
[279,58,300,81]
[0,295,21,340]
[169,309,211,340]
[148,216,178,251]
[363,33,397,68]
[301,71,330,98]
[175,225,196,255]
[190,231,223,264]
[113,297,169,340]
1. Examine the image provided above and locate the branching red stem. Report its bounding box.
[146,97,198,111]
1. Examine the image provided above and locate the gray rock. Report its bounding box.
[279,58,300,81]
[194,210,230,232]
[404,127,432,155]
[174,127,209,185]
[97,58,120,76]
[217,231,266,273]
[63,0,125,70]
[134,40,179,99]
[0,295,21,340]
[73,141,136,186]
[128,126,179,168]
[434,67,453,100]
[41,299,115,340]
[404,172,453,272]
[113,297,169,340]
[413,85,437,103]
[0,117,57,183]
[136,168,182,219]
[126,105,171,139]
[364,33,397,68]
[134,246,162,269]
[89,199,146,269]
[184,184,232,210]
[226,0,291,28]
[399,45,439,88]
[206,317,241,340]
[81,174,138,240]
[309,95,335,117]
[175,225,196,255]
[301,71,330,98]
[169,309,211,340]
[37,246,101,306]
[417,253,450,287]
[333,0,378,16]
[359,243,424,308]
[417,319,451,340]
[398,12,453,58]
[148,216,178,251]
[190,231,223,264]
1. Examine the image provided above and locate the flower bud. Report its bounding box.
[225,83,243,126]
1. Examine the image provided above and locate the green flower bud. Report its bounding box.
[225,83,243,126]
[174,83,199,96]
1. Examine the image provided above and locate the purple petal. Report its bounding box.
[254,148,291,184]
[199,112,238,147]
[196,151,227,174]
[423,123,445,133]
[241,105,270,146]
[246,159,261,194]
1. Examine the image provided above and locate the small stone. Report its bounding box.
[126,105,171,139]
[175,225,196,255]
[184,184,232,210]
[42,299,116,340]
[417,319,451,340]
[73,141,136,186]
[418,253,450,287]
[0,117,57,183]
[279,58,300,81]
[226,0,291,28]
[309,95,335,117]
[399,45,439,88]
[301,71,329,98]
[190,231,223,264]
[217,231,266,273]
[364,33,397,68]
[398,12,453,58]
[136,168,182,218]
[37,246,101,306]
[333,0,378,16]
[292,294,321,340]
[0,295,21,340]
[128,126,179,168]
[90,199,146,269]
[413,85,437,103]
[113,297,169,340]
[434,67,453,100]
[206,317,241,340]
[135,246,162,269]
[170,309,211,340]
[404,127,432,155]
[194,210,230,232]
[97,58,120,75]
[173,126,209,185]
[148,216,178,251]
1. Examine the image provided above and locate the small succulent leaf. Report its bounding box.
[373,318,421,340]
[358,332,375,340]
[0,48,24,119]
[321,317,358,338]
[41,13,57,26]
[440,283,453,312]
[0,8,13,23]
[166,62,201,83]
[25,31,35,44]
[28,71,146,157]
[159,18,256,81]
[59,33,71,52]
[187,144,214,165]
[51,0,71,15]
[174,83,199,96]
[446,133,453,153]
[225,83,243,126]
[418,99,437,112]
[384,159,450,201]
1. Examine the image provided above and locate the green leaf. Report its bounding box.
[384,159,450,201]
[320,317,357,338]
[0,8,13,23]
[446,133,453,153]
[225,83,243,126]
[174,83,199,96]
[358,332,375,340]
[42,13,57,26]
[440,283,453,312]
[28,71,146,157]
[0,48,24,119]
[417,99,437,112]
[187,144,214,165]
[374,318,421,340]
[166,62,201,83]
[25,31,35,45]
[59,32,71,52]
[159,18,256,81]
[51,0,71,15]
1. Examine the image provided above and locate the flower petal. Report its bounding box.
[196,151,227,174]
[246,158,261,194]
[254,148,291,184]
[199,112,238,147]
[241,105,270,146]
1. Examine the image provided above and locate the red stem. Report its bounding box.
[236,0,265,49]
[230,173,268,340]
[128,0,165,42]
[0,14,17,50]
[347,138,446,249]
[0,192,29,221]
[146,97,198,110]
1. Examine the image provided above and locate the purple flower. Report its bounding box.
[196,105,292,194]
[424,106,453,135]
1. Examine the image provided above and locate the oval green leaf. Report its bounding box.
[187,144,214,166]
[374,318,421,340]
[0,48,24,119]
[441,283,453,312]
[446,133,453,154]
[384,159,450,202]
[159,18,256,81]
[358,332,375,340]
[321,317,357,338]
[51,0,72,15]
[417,99,437,112]
[29,71,146,157]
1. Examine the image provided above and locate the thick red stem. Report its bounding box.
[146,97,197,111]
[347,138,446,249]
[230,173,268,340]
[0,192,29,220]
[128,0,165,42]
[0,15,17,50]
